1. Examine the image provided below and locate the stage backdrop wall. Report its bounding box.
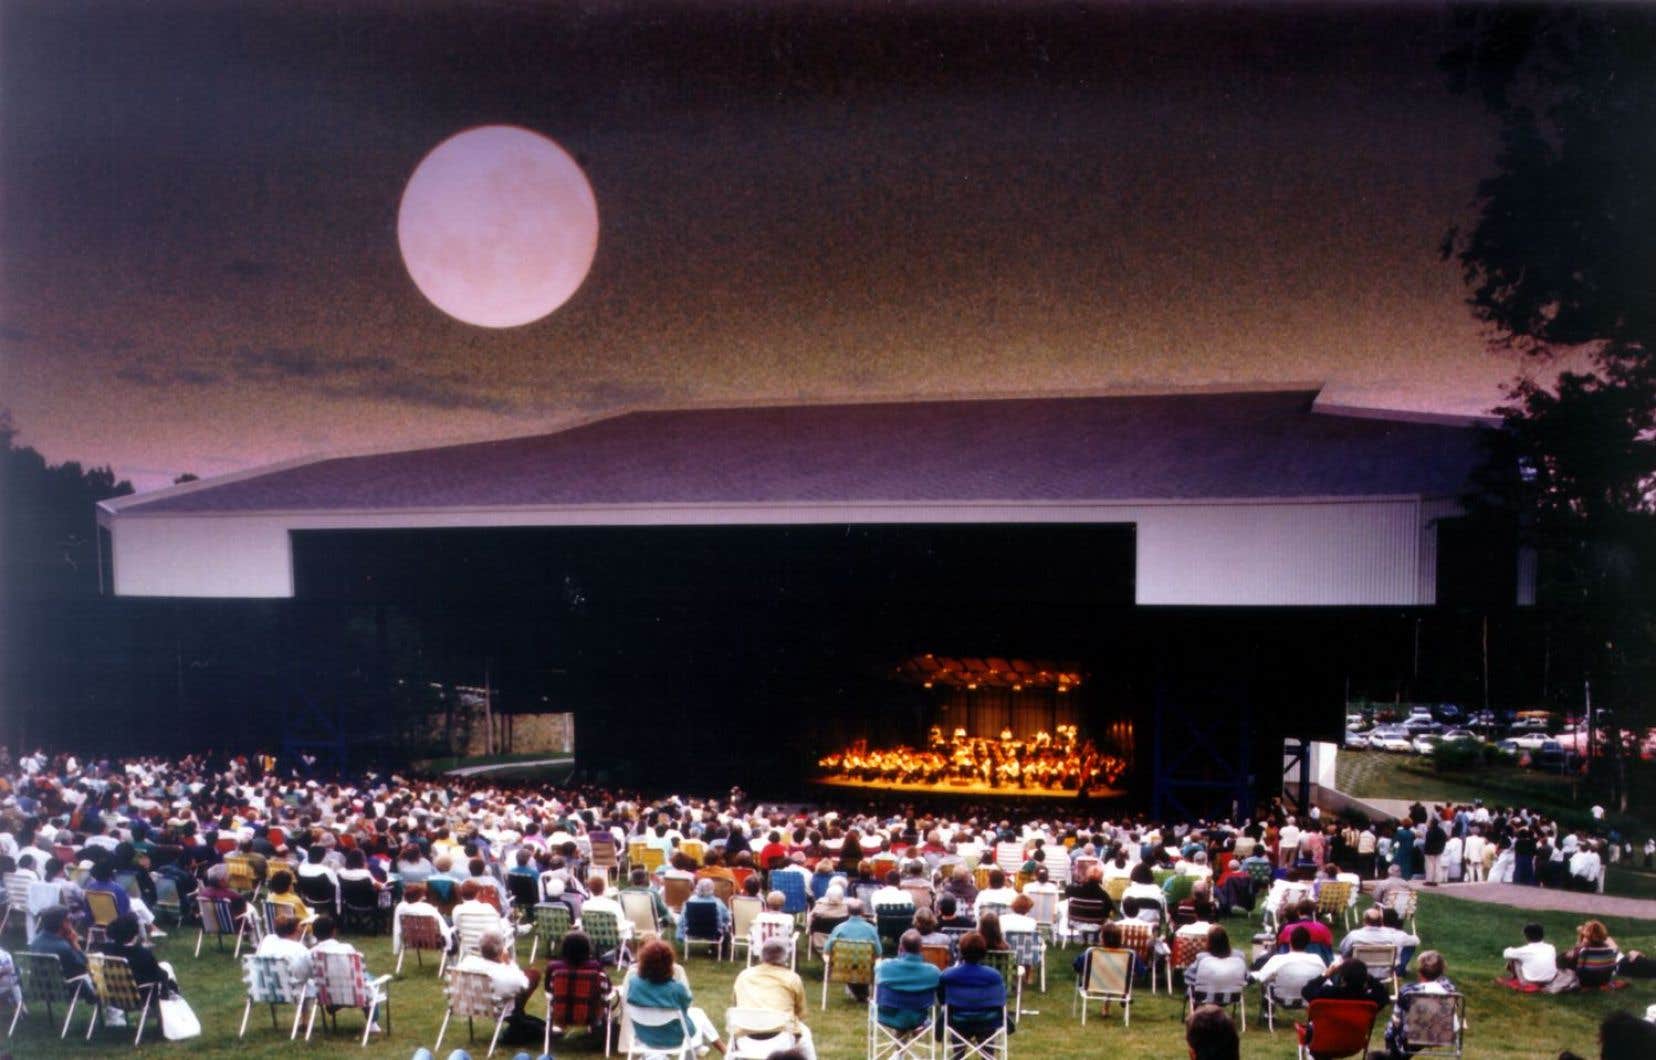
[929,688,1078,742]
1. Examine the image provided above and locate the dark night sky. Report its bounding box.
[2,1,1545,491]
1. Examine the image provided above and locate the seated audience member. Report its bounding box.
[1383,950,1454,1058]
[1371,864,1410,907]
[870,870,912,910]
[267,870,313,922]
[254,913,313,984]
[1251,924,1327,1008]
[1339,905,1419,976]
[544,930,611,1037]
[1558,920,1627,989]
[28,904,88,980]
[823,899,881,1001]
[676,878,730,944]
[731,936,816,1059]
[1277,899,1334,954]
[940,931,1011,1035]
[1186,1002,1241,1060]
[913,909,951,950]
[620,867,673,931]
[1502,921,1559,988]
[455,929,540,1018]
[1301,956,1391,1008]
[972,868,1018,919]
[935,893,975,931]
[95,913,180,998]
[392,882,453,953]
[620,939,723,1054]
[874,928,942,1031]
[1186,925,1249,1003]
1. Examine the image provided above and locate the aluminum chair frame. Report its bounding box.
[1073,946,1133,1027]
[434,967,513,1059]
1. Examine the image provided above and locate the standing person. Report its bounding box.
[1392,822,1418,882]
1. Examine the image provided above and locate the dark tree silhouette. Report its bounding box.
[1,410,134,598]
[1442,5,1656,806]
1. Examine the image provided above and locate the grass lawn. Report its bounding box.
[7,892,1653,1059]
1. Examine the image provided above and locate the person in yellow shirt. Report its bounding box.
[267,870,313,923]
[731,937,814,1059]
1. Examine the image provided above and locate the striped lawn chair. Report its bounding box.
[582,907,632,968]
[1114,920,1168,993]
[772,871,811,918]
[84,890,120,948]
[239,954,310,1040]
[11,950,87,1039]
[1316,881,1355,930]
[84,953,160,1045]
[307,950,392,1046]
[1006,928,1047,994]
[527,902,572,966]
[544,965,615,1055]
[396,910,450,976]
[1074,946,1133,1026]
[225,855,261,899]
[195,895,253,957]
[746,919,799,971]
[983,949,1025,1017]
[434,968,512,1059]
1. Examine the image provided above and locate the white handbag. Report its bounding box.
[159,995,202,1040]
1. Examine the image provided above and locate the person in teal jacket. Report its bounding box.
[622,939,723,1054]
[874,930,942,1030]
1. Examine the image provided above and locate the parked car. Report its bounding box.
[1533,740,1572,772]
[1412,734,1442,756]
[1368,727,1414,752]
[1345,713,1368,731]
[1511,732,1551,751]
[1495,739,1520,756]
[1432,704,1465,724]
[1344,728,1369,749]
[1440,728,1478,743]
[1402,717,1443,736]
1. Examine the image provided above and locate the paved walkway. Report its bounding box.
[1414,881,1656,920]
[445,756,573,777]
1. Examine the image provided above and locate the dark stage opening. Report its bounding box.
[291,523,1138,793]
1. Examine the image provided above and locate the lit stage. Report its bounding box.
[812,775,1127,800]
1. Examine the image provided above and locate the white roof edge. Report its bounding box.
[103,493,1432,521]
[1311,400,1499,429]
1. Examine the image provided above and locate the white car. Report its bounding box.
[1440,728,1477,743]
[1369,727,1414,752]
[1344,728,1368,749]
[1511,732,1551,751]
[1412,734,1441,755]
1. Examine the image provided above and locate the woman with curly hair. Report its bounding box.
[622,939,724,1054]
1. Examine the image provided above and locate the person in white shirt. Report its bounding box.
[971,868,1018,918]
[1253,923,1328,1005]
[868,871,912,911]
[750,890,797,954]
[254,913,313,987]
[454,931,539,1017]
[1463,830,1487,883]
[998,893,1039,937]
[1569,843,1603,892]
[579,874,633,941]
[1503,922,1558,986]
[1278,819,1303,863]
[391,882,454,954]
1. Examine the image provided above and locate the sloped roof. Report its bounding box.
[114,389,1486,514]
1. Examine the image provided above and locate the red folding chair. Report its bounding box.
[1296,998,1380,1060]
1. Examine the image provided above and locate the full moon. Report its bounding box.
[397,125,599,328]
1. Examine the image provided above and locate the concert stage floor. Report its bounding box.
[813,776,1126,800]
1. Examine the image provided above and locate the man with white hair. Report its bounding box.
[454,930,539,1018]
[731,937,815,1059]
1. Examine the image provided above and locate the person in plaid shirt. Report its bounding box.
[544,930,612,1037]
